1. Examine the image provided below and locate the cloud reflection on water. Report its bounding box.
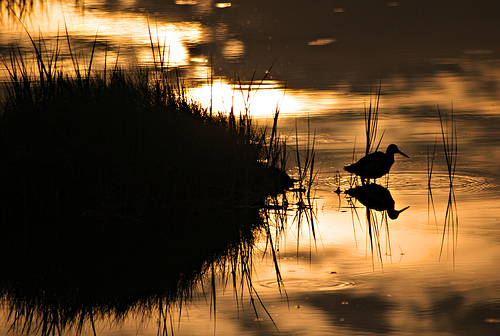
[2,0,500,122]
[1,0,203,70]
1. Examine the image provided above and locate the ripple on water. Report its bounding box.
[441,173,498,193]
[369,171,497,193]
[317,171,498,196]
[259,278,361,291]
[408,171,499,193]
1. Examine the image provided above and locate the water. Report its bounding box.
[1,1,500,335]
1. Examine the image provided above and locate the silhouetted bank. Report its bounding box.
[0,61,294,333]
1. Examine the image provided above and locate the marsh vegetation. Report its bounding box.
[0,29,317,335]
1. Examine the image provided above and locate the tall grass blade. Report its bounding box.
[437,106,459,267]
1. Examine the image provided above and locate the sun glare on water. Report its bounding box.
[187,79,302,118]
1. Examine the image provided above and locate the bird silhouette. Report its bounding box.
[257,166,297,195]
[344,144,409,184]
[345,183,409,219]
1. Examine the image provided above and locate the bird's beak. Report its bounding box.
[388,206,410,220]
[399,205,410,213]
[398,150,409,158]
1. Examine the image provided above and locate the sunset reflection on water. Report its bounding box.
[1,0,202,70]
[2,0,500,335]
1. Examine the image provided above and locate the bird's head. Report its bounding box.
[387,144,409,158]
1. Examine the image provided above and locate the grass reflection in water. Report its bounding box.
[343,90,459,268]
[343,90,410,264]
[0,30,316,335]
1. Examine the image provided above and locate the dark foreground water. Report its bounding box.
[1,1,500,335]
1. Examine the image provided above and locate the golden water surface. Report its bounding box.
[1,1,500,335]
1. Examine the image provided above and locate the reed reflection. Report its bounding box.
[341,90,410,261]
[341,92,460,266]
[0,207,267,335]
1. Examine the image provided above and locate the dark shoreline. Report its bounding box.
[0,41,298,334]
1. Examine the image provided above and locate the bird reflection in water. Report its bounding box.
[345,183,409,262]
[345,183,409,220]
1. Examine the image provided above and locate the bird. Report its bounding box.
[345,183,409,219]
[344,144,409,184]
[257,165,297,195]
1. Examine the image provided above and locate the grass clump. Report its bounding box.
[0,32,300,335]
[0,34,287,220]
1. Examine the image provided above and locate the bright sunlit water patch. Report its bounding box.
[221,38,244,59]
[215,3,232,9]
[186,57,500,124]
[308,38,337,46]
[0,0,202,70]
[186,78,299,117]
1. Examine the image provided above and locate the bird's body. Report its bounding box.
[344,144,409,183]
[257,166,297,195]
